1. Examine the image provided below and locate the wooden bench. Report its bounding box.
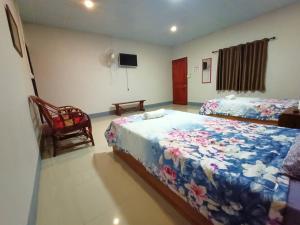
[112,100,145,116]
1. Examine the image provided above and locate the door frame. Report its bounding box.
[172,57,188,105]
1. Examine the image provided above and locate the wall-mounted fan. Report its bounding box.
[105,49,116,67]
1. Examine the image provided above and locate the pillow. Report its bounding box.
[225,94,236,100]
[282,135,300,180]
[143,109,166,120]
[52,115,83,129]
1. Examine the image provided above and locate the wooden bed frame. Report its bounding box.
[207,114,278,126]
[113,146,213,225]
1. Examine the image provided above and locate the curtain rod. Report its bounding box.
[212,36,276,54]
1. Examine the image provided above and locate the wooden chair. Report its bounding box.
[29,96,95,156]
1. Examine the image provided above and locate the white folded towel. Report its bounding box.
[143,109,166,120]
[225,94,236,100]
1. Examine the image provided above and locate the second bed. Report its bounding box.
[199,97,298,125]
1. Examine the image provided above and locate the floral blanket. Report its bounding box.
[199,97,298,121]
[105,110,299,225]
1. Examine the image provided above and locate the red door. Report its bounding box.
[172,57,187,105]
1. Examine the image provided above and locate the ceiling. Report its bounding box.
[16,0,299,46]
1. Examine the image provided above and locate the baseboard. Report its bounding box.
[27,153,41,225]
[89,110,114,118]
[144,101,172,109]
[188,102,203,107]
[89,101,172,118]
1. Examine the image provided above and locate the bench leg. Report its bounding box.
[116,105,122,116]
[139,101,145,111]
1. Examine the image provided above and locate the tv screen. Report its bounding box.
[119,53,137,67]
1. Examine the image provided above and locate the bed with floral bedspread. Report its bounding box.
[105,110,299,225]
[199,97,298,121]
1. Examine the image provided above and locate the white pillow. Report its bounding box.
[143,109,166,120]
[225,94,236,100]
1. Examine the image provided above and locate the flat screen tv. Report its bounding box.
[119,53,137,67]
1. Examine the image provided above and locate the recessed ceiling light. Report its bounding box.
[113,218,120,225]
[83,0,95,9]
[170,25,177,32]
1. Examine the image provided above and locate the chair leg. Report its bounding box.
[90,132,95,146]
[52,135,57,157]
[87,127,95,146]
[86,120,95,146]
[83,127,95,146]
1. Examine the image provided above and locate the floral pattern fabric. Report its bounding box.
[105,110,299,225]
[199,97,298,121]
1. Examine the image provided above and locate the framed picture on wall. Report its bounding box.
[202,58,212,83]
[5,4,23,57]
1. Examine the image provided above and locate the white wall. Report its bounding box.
[24,24,172,114]
[173,3,300,103]
[0,0,40,225]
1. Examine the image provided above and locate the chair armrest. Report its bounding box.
[59,105,76,109]
[58,106,84,114]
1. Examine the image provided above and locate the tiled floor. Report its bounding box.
[37,105,199,225]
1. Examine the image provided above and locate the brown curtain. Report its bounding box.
[216,38,269,91]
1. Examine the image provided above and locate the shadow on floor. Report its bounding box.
[41,134,93,159]
[92,152,190,225]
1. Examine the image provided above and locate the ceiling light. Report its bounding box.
[113,218,120,225]
[84,0,95,9]
[170,25,177,32]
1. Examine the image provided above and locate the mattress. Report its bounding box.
[199,97,298,121]
[105,110,300,225]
